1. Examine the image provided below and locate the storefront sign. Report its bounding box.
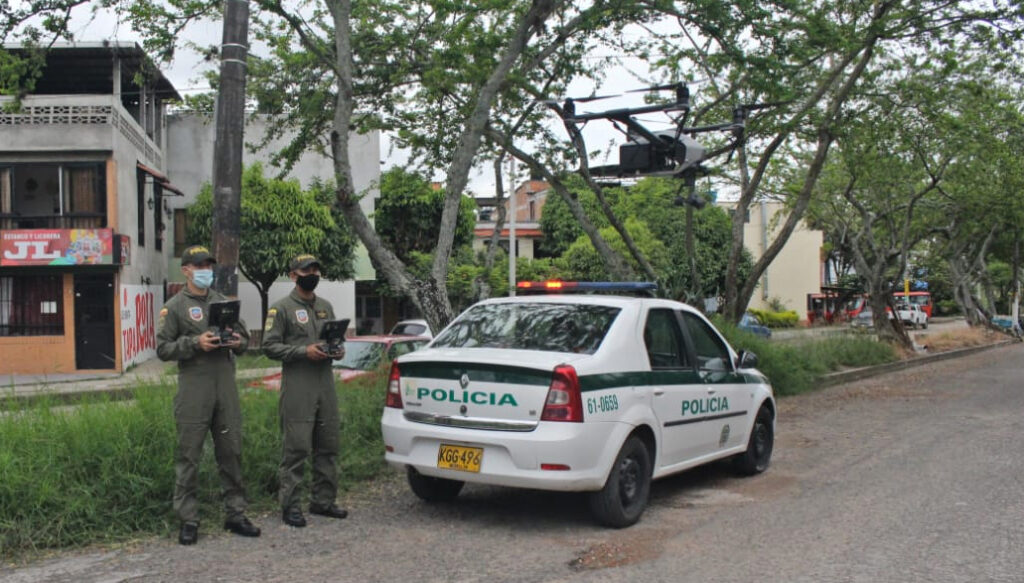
[121,284,160,368]
[1,229,115,266]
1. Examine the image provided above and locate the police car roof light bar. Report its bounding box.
[515,281,658,295]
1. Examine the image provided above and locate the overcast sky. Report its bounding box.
[62,5,684,197]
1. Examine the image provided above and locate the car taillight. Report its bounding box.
[385,360,403,409]
[540,365,583,422]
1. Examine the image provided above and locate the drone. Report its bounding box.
[542,83,784,207]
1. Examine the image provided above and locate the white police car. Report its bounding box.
[381,282,775,527]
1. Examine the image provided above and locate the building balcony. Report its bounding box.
[0,212,105,230]
[0,94,164,167]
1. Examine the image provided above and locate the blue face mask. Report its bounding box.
[192,269,214,289]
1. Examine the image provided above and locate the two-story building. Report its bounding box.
[1,42,179,375]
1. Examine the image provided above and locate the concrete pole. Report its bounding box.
[211,0,249,297]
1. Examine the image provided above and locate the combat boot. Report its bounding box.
[179,521,199,545]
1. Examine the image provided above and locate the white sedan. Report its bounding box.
[381,282,776,527]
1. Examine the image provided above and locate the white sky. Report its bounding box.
[59,4,685,197]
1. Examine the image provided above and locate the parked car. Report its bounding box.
[895,303,928,329]
[738,311,772,338]
[251,335,430,390]
[390,319,434,339]
[382,281,775,528]
[850,308,874,330]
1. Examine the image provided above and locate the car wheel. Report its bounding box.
[923,321,928,329]
[733,405,774,476]
[588,436,652,528]
[406,466,464,502]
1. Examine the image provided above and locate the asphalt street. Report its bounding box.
[1,342,1021,583]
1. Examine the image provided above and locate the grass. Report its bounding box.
[714,318,898,396]
[0,372,388,559]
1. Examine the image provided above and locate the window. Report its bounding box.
[0,275,64,336]
[0,163,105,229]
[433,303,619,354]
[644,308,689,369]
[136,167,146,245]
[174,209,189,257]
[680,312,731,371]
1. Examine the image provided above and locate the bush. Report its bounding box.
[714,317,897,396]
[747,308,800,328]
[0,374,388,557]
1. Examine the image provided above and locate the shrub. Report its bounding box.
[747,308,800,328]
[0,374,388,557]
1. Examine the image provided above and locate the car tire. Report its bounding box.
[588,436,652,528]
[406,467,464,502]
[923,321,928,329]
[733,405,774,476]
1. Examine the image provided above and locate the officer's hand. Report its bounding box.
[306,344,330,361]
[222,332,242,348]
[198,331,220,352]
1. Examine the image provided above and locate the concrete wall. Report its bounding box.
[739,201,823,319]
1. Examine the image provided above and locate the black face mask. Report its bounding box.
[297,274,320,292]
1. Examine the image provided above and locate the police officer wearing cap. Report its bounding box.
[156,245,261,545]
[263,254,349,527]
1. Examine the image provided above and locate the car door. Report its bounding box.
[644,307,708,468]
[678,311,753,454]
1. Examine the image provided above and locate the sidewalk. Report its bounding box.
[1,357,277,406]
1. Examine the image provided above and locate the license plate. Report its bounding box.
[437,444,483,473]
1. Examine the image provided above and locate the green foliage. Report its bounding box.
[0,374,388,558]
[714,318,898,396]
[374,168,475,263]
[562,219,670,282]
[747,308,800,328]
[186,163,355,320]
[537,176,609,256]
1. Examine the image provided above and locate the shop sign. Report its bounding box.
[121,284,160,368]
[1,229,115,266]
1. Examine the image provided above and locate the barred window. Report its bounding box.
[0,275,64,336]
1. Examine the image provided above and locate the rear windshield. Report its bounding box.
[432,303,620,354]
[392,323,427,336]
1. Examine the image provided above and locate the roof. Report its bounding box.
[2,41,181,101]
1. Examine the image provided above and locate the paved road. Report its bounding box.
[2,343,1022,583]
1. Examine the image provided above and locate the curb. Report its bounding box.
[818,339,1020,388]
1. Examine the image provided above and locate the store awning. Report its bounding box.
[136,162,185,196]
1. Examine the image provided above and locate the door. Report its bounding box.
[679,311,752,452]
[644,308,708,468]
[74,273,116,369]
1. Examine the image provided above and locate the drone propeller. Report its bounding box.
[568,93,620,103]
[628,82,689,107]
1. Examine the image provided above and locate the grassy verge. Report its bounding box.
[714,318,898,396]
[0,372,387,559]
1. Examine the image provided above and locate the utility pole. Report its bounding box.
[211,0,249,297]
[508,156,517,296]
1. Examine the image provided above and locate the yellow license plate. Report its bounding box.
[437,444,483,473]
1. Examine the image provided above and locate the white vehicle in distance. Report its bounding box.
[390,318,434,339]
[894,303,928,329]
[381,281,776,527]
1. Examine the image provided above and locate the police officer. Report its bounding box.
[156,245,261,545]
[263,254,349,527]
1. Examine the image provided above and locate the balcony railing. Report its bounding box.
[0,213,106,230]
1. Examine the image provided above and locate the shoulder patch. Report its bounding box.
[264,309,277,332]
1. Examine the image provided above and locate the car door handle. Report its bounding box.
[707,388,717,395]
[653,389,665,396]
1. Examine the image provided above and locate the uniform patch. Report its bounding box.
[264,308,277,332]
[316,310,328,319]
[189,307,204,321]
[296,309,309,324]
[158,308,168,328]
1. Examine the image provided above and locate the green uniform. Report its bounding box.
[156,288,250,523]
[262,289,340,512]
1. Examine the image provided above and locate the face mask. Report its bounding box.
[296,273,320,292]
[192,269,214,289]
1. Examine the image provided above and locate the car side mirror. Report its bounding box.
[736,350,758,369]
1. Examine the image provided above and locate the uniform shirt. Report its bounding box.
[262,289,337,363]
[156,288,250,363]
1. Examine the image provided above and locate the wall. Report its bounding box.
[119,283,161,369]
[0,273,76,376]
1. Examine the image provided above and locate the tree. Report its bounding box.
[186,163,356,325]
[374,168,475,264]
[561,218,671,283]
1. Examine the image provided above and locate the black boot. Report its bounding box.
[179,521,199,545]
[309,503,349,519]
[224,515,261,537]
[282,507,307,527]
